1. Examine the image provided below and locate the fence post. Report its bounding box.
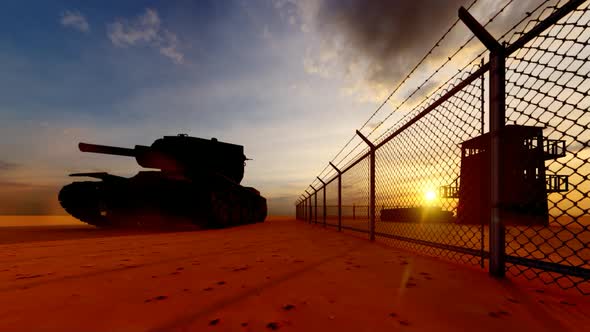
[301,195,306,221]
[303,195,307,221]
[300,201,303,220]
[317,177,327,227]
[305,190,312,224]
[356,130,376,242]
[299,200,305,219]
[309,191,313,224]
[459,7,506,277]
[310,185,318,224]
[480,58,485,135]
[329,162,342,232]
[298,197,303,219]
[303,195,311,221]
[304,194,311,221]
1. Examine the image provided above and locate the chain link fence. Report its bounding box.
[338,155,370,233]
[374,63,487,267]
[501,0,590,294]
[296,0,589,295]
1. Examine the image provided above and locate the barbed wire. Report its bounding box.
[299,0,589,295]
[318,0,525,185]
[356,0,480,134]
[372,0,557,145]
[326,0,558,185]
[305,0,558,191]
[306,0,481,188]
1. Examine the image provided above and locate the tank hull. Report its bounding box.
[58,171,267,228]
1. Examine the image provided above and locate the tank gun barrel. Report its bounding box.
[76,135,246,182]
[79,143,138,157]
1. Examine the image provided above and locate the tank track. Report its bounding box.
[207,173,267,228]
[60,178,267,229]
[209,186,267,228]
[58,181,111,228]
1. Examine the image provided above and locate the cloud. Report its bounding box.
[60,10,90,32]
[158,31,184,64]
[284,0,541,104]
[314,0,467,84]
[0,160,20,171]
[108,8,160,46]
[107,8,184,64]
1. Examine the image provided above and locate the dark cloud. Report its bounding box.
[0,160,20,171]
[316,0,466,85]
[314,0,541,88]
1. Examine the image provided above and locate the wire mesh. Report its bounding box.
[295,0,590,295]
[317,187,325,225]
[502,0,590,294]
[311,191,317,224]
[374,63,486,266]
[340,156,370,233]
[325,179,339,227]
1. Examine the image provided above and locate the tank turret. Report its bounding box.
[58,134,266,228]
[78,134,246,183]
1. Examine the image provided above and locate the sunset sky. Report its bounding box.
[0,0,546,216]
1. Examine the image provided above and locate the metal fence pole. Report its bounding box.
[317,177,327,227]
[304,195,308,222]
[459,7,506,277]
[314,192,318,224]
[330,162,342,232]
[310,185,318,224]
[305,190,312,224]
[301,196,306,221]
[303,194,311,221]
[303,195,307,221]
[480,58,485,135]
[356,130,376,241]
[309,193,313,223]
[480,59,486,268]
[300,201,303,220]
[489,46,506,277]
[302,197,305,221]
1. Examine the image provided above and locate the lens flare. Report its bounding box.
[425,190,436,202]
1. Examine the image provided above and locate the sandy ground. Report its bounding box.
[0,217,588,332]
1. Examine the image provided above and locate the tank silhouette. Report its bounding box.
[58,134,267,228]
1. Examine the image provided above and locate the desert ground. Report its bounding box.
[0,217,588,332]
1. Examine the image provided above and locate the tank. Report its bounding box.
[58,134,267,228]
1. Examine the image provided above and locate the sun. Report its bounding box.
[425,190,437,202]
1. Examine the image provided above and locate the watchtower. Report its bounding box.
[440,125,568,226]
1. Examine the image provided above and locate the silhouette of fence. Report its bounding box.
[295,0,590,295]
